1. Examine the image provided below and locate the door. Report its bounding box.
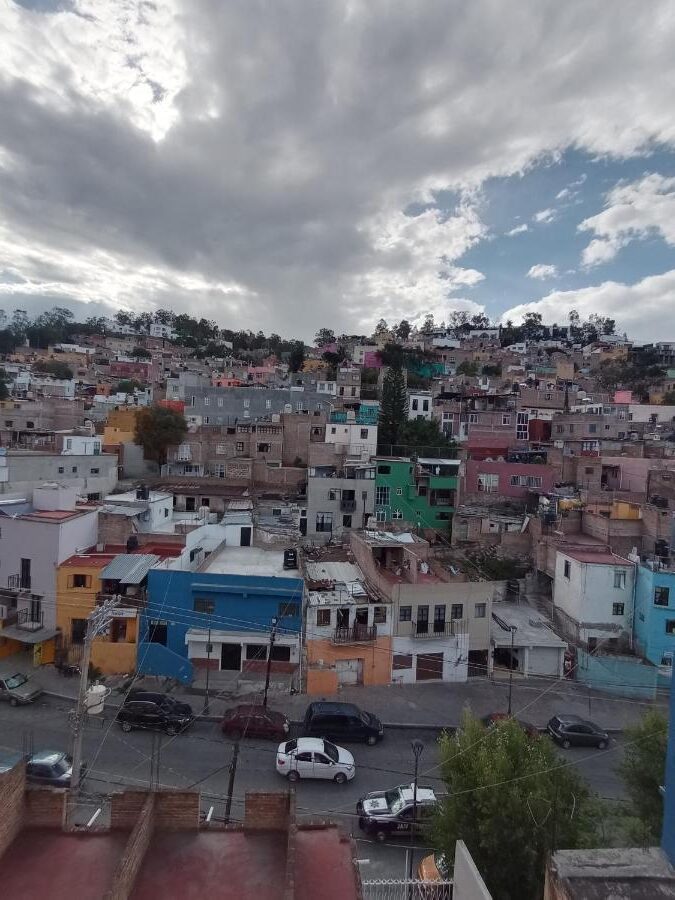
[240,527,252,547]
[313,751,336,779]
[416,606,429,635]
[221,643,242,671]
[416,652,444,681]
[292,751,314,778]
[20,558,31,590]
[336,658,362,685]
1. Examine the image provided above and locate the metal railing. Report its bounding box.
[7,574,31,591]
[340,498,357,512]
[332,624,377,644]
[412,619,464,639]
[6,606,44,631]
[362,879,452,899]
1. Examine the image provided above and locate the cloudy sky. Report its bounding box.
[2,1,675,341]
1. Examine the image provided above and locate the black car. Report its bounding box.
[357,783,438,841]
[117,699,194,735]
[26,750,85,788]
[126,690,194,717]
[303,701,384,745]
[547,714,609,749]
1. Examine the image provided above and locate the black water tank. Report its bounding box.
[126,534,139,552]
[283,548,298,570]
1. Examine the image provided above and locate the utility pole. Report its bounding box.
[407,739,424,893]
[224,740,240,823]
[203,623,213,714]
[69,596,118,811]
[507,625,517,716]
[262,616,278,708]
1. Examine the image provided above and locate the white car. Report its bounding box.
[276,737,355,784]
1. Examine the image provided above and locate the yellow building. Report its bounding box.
[103,407,141,447]
[56,553,139,675]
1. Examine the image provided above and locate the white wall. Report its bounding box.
[391,632,469,684]
[453,840,492,900]
[324,422,377,460]
[553,552,635,640]
[408,392,433,421]
[62,435,103,456]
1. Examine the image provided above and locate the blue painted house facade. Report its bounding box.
[137,550,303,684]
[634,562,675,685]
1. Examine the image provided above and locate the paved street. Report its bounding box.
[0,695,629,879]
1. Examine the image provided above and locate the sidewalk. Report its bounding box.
[34,660,667,731]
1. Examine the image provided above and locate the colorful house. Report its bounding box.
[634,560,675,683]
[374,457,460,534]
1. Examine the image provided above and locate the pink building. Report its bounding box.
[363,351,383,368]
[247,366,276,384]
[463,459,558,499]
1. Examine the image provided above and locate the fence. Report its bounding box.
[362,878,452,899]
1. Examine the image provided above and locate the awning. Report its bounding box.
[0,625,58,644]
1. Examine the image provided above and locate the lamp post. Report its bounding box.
[407,739,425,886]
[507,625,517,716]
[262,617,278,708]
[203,622,213,714]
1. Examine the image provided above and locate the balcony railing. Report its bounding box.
[5,607,44,631]
[7,574,31,591]
[340,498,357,512]
[332,624,377,644]
[412,620,465,639]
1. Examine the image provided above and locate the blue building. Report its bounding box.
[137,544,303,684]
[634,561,675,685]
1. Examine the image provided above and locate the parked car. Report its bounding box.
[126,690,193,717]
[357,782,439,841]
[26,750,84,788]
[117,699,194,735]
[418,852,451,896]
[482,712,540,739]
[0,671,43,706]
[547,715,609,749]
[303,701,384,745]
[222,705,290,741]
[276,737,355,783]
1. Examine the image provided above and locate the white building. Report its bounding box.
[491,603,566,678]
[62,435,103,456]
[408,390,433,421]
[325,419,377,461]
[553,548,635,649]
[103,487,174,533]
[150,323,177,340]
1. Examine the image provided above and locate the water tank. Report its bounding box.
[85,684,108,715]
[126,534,139,552]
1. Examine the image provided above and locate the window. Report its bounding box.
[375,486,390,506]
[588,423,597,434]
[399,606,412,622]
[4,420,12,427]
[477,473,499,493]
[66,439,72,450]
[360,428,369,439]
[272,508,282,516]
[612,602,625,616]
[295,401,303,411]
[266,399,272,409]
[393,654,413,670]
[342,514,352,528]
[58,466,65,474]
[377,464,391,475]
[422,399,429,412]
[396,487,403,496]
[502,414,511,425]
[564,560,571,579]
[316,609,331,627]
[71,466,77,473]
[236,441,245,451]
[661,652,673,668]
[204,397,210,406]
[216,443,226,455]
[375,510,387,522]
[164,508,169,517]
[451,604,463,620]
[203,416,210,425]
[257,443,270,453]
[218,397,224,407]
[315,512,333,533]
[655,586,670,607]
[148,620,167,645]
[90,467,99,475]
[510,474,543,488]
[614,569,626,589]
[328,489,338,501]
[666,620,675,635]
[278,602,299,618]
[194,598,215,614]
[412,398,419,411]
[26,421,34,428]
[468,413,478,424]
[374,606,387,624]
[585,467,594,475]
[243,399,250,408]
[392,509,403,520]
[69,574,90,588]
[246,644,267,661]
[556,424,564,434]
[475,603,486,618]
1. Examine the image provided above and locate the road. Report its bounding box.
[0,696,628,879]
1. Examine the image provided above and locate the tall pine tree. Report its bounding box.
[379,365,407,448]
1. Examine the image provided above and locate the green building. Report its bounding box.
[374,457,460,533]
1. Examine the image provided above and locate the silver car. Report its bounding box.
[0,672,43,706]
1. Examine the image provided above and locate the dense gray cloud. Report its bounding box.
[1,1,675,337]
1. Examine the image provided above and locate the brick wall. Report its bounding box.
[111,791,150,830]
[155,792,201,830]
[98,512,135,546]
[245,791,291,831]
[24,787,66,828]
[107,794,155,900]
[0,763,25,859]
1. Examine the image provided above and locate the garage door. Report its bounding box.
[336,658,363,685]
[416,652,444,681]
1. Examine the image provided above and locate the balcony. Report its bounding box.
[340,498,357,512]
[332,624,377,644]
[7,574,31,591]
[412,620,465,639]
[5,607,44,632]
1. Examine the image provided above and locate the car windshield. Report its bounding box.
[51,758,71,776]
[283,740,298,753]
[323,741,339,763]
[549,716,562,729]
[6,674,27,689]
[360,711,371,726]
[384,787,405,815]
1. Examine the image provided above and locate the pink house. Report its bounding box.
[463,459,558,499]
[363,350,383,368]
[614,390,633,403]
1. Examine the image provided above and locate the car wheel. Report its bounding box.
[334,772,347,785]
[121,721,133,733]
[287,770,300,783]
[358,817,366,830]
[366,735,377,746]
[165,724,178,736]
[561,738,571,749]
[597,739,607,750]
[9,697,18,707]
[375,830,387,843]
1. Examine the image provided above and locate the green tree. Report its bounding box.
[288,340,305,373]
[431,714,598,900]
[663,390,675,405]
[456,360,479,376]
[420,313,435,334]
[116,379,144,394]
[33,360,74,380]
[314,327,336,347]
[395,319,412,341]
[618,709,668,843]
[482,364,502,377]
[0,368,10,400]
[378,365,407,446]
[134,406,187,468]
[131,346,152,359]
[399,418,456,455]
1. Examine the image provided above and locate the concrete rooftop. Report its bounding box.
[204,545,299,579]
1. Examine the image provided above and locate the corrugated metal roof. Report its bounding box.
[305,561,363,584]
[100,554,160,584]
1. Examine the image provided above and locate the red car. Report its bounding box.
[221,705,290,740]
[482,712,540,739]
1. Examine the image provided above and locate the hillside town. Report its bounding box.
[0,305,673,898]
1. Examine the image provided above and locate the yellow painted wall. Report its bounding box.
[306,636,392,687]
[0,635,22,660]
[92,639,137,675]
[611,500,642,520]
[306,668,339,695]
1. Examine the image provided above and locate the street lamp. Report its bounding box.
[407,739,425,885]
[507,625,517,716]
